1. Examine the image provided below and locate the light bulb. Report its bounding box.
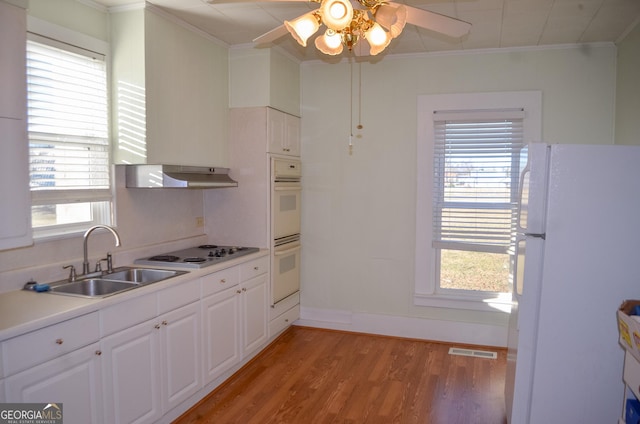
[315,29,343,55]
[365,22,391,55]
[285,13,320,47]
[320,0,353,31]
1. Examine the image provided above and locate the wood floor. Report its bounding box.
[174,326,508,424]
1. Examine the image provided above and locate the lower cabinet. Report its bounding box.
[241,273,268,357]
[4,342,103,424]
[101,301,201,424]
[201,263,268,386]
[202,286,241,385]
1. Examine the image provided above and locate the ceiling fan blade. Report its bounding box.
[253,24,290,45]
[404,6,471,38]
[206,0,311,3]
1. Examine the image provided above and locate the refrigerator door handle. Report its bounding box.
[516,163,531,234]
[525,232,546,240]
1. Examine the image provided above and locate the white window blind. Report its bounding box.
[432,110,524,254]
[27,38,111,205]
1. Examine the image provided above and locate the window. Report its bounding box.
[415,92,541,311]
[27,35,112,238]
[432,111,524,294]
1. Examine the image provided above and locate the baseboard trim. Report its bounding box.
[297,306,508,348]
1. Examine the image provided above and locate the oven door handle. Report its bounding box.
[274,243,301,256]
[273,186,302,192]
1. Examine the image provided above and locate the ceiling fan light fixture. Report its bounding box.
[320,0,354,31]
[315,29,344,55]
[365,22,391,55]
[285,12,320,47]
[375,4,406,38]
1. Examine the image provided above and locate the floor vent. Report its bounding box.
[448,347,498,359]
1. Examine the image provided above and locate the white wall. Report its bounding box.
[299,44,617,344]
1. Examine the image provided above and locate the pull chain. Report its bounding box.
[349,57,354,155]
[348,58,363,155]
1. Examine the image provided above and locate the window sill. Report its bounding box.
[413,292,513,313]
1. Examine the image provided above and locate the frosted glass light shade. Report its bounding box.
[375,4,406,38]
[315,30,344,55]
[365,22,391,55]
[320,0,353,31]
[285,13,320,46]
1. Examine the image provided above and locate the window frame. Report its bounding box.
[26,17,114,241]
[415,91,542,312]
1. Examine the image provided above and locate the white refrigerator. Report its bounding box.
[505,143,640,423]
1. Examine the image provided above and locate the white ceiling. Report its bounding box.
[93,0,640,61]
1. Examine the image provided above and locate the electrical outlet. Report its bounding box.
[196,216,204,227]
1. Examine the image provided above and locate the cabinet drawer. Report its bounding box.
[201,267,239,297]
[2,312,99,376]
[268,304,299,338]
[158,279,200,314]
[240,256,268,281]
[624,351,640,401]
[101,293,157,337]
[269,292,299,321]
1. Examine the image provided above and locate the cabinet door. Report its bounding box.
[0,118,31,250]
[267,108,287,155]
[241,274,268,357]
[160,302,201,413]
[284,113,300,157]
[102,320,161,424]
[202,287,241,385]
[5,342,103,424]
[0,1,26,120]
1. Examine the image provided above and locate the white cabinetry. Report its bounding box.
[102,315,162,424]
[0,0,31,250]
[2,312,102,424]
[101,280,201,424]
[205,108,300,337]
[267,108,300,157]
[201,267,241,384]
[239,258,268,356]
[201,257,268,386]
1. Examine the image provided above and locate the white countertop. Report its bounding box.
[0,249,269,342]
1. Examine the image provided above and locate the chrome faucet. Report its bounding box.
[83,225,121,275]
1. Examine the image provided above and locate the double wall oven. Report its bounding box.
[271,158,302,305]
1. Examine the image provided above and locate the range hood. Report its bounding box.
[124,164,238,189]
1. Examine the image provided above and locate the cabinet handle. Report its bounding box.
[220,278,226,283]
[95,350,102,356]
[242,287,247,292]
[236,289,242,294]
[162,320,168,326]
[55,338,63,345]
[154,324,161,329]
[253,266,259,271]
[285,319,289,323]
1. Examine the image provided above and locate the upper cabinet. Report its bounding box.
[110,5,229,167]
[229,47,300,118]
[0,0,27,120]
[0,0,32,251]
[268,108,300,157]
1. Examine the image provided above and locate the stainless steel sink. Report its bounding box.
[49,279,140,298]
[102,268,183,283]
[45,267,188,298]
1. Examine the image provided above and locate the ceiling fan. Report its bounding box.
[248,0,471,56]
